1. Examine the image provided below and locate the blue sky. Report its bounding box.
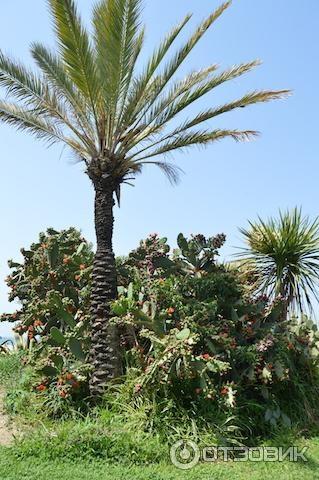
[0,0,318,336]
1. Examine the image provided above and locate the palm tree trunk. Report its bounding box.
[89,178,121,397]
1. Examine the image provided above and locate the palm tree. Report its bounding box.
[0,0,289,396]
[238,209,319,316]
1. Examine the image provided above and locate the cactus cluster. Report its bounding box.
[1,228,94,403]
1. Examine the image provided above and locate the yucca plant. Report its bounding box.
[0,334,33,355]
[0,0,289,395]
[238,208,319,316]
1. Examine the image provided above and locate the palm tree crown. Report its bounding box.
[0,0,288,199]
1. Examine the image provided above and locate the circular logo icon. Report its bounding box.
[170,440,200,470]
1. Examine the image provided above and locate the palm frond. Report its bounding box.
[0,50,98,155]
[122,61,262,154]
[0,100,86,155]
[115,28,145,132]
[132,128,258,161]
[49,0,100,126]
[143,61,262,134]
[172,89,291,132]
[0,51,46,106]
[31,42,99,153]
[122,1,231,132]
[120,13,192,129]
[93,0,143,141]
[118,64,218,151]
[136,160,183,184]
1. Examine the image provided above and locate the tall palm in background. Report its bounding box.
[238,209,319,316]
[0,0,289,396]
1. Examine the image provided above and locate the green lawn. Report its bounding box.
[1,356,319,479]
[1,439,319,480]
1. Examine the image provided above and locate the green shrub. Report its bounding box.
[110,233,319,442]
[1,228,93,415]
[2,230,319,446]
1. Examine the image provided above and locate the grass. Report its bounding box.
[1,441,319,480]
[0,354,319,479]
[0,354,22,384]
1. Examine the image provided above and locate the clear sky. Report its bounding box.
[0,0,318,336]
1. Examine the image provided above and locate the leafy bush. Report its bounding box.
[110,233,319,441]
[1,228,93,414]
[2,229,319,445]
